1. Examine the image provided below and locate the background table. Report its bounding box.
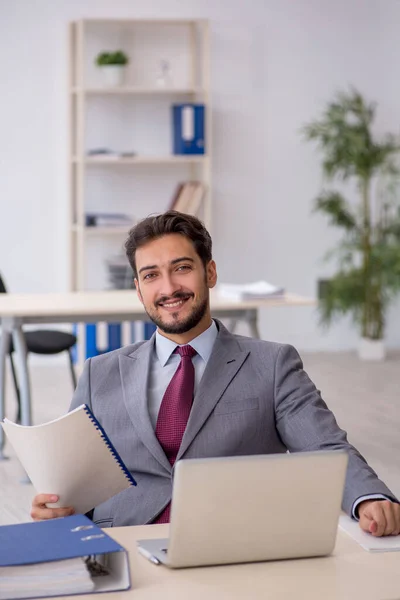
[67,523,400,600]
[0,289,315,457]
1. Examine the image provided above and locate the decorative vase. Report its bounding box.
[100,65,125,87]
[358,338,385,361]
[156,59,173,88]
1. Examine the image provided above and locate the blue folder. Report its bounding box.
[0,514,131,596]
[172,103,205,154]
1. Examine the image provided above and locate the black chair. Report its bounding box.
[0,274,77,422]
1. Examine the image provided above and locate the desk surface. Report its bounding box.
[0,289,315,319]
[70,523,400,600]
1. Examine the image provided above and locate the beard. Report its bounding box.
[143,290,209,335]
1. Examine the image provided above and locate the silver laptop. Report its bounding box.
[137,451,348,568]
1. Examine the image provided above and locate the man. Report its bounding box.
[31,211,400,536]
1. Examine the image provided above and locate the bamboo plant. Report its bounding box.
[303,89,400,341]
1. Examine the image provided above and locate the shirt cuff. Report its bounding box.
[352,494,392,520]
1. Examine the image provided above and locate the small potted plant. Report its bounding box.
[95,50,129,87]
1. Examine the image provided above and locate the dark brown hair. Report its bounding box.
[125,211,213,278]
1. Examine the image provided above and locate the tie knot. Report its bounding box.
[175,345,197,359]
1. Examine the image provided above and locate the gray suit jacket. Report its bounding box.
[70,320,395,527]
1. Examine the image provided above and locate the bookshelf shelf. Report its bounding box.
[69,18,211,292]
[72,155,208,165]
[71,87,205,95]
[72,226,132,236]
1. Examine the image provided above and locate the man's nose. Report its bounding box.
[160,274,180,298]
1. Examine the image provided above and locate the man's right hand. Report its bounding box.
[30,494,75,521]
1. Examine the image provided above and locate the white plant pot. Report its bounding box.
[100,65,125,87]
[358,338,386,361]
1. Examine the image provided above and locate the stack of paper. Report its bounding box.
[0,558,94,600]
[106,256,134,289]
[339,515,400,552]
[85,212,133,227]
[218,281,285,301]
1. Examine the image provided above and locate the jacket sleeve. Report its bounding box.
[273,344,397,515]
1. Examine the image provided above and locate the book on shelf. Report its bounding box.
[86,148,136,159]
[0,514,130,599]
[1,404,137,516]
[172,104,205,155]
[169,182,185,210]
[85,213,133,227]
[217,281,286,301]
[188,181,207,216]
[170,181,207,216]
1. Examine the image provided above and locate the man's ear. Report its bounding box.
[134,278,144,304]
[206,260,217,289]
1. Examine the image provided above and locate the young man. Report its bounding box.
[31,211,400,535]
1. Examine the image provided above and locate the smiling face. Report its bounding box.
[134,233,217,344]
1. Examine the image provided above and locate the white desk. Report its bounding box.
[0,289,315,457]
[66,523,400,600]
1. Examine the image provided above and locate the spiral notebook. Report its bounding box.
[2,405,136,515]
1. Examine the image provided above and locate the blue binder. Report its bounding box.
[172,103,205,154]
[0,514,131,597]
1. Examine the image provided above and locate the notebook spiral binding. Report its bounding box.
[83,405,137,487]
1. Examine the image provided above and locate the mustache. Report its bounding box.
[156,291,193,306]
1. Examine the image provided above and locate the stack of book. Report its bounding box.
[105,256,134,289]
[87,148,136,159]
[169,181,207,216]
[85,213,133,228]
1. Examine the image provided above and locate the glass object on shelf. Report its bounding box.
[156,59,173,88]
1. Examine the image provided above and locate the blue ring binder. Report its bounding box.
[83,405,137,487]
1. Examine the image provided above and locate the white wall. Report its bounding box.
[1,0,399,350]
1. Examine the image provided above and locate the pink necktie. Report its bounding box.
[153,345,197,524]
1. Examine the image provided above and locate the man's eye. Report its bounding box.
[177,265,191,271]
[143,273,156,280]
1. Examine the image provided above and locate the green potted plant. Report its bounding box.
[95,50,129,87]
[303,89,400,360]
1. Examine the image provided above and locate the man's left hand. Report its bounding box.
[358,500,400,536]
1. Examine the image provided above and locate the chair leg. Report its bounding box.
[9,355,21,423]
[68,349,77,390]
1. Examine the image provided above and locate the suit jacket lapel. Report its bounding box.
[119,337,172,473]
[177,322,249,460]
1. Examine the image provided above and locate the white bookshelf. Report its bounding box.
[69,18,211,292]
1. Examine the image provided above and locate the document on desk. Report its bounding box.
[0,514,130,599]
[339,515,400,552]
[218,281,285,301]
[1,404,136,515]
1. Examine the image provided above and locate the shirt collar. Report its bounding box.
[155,320,218,367]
